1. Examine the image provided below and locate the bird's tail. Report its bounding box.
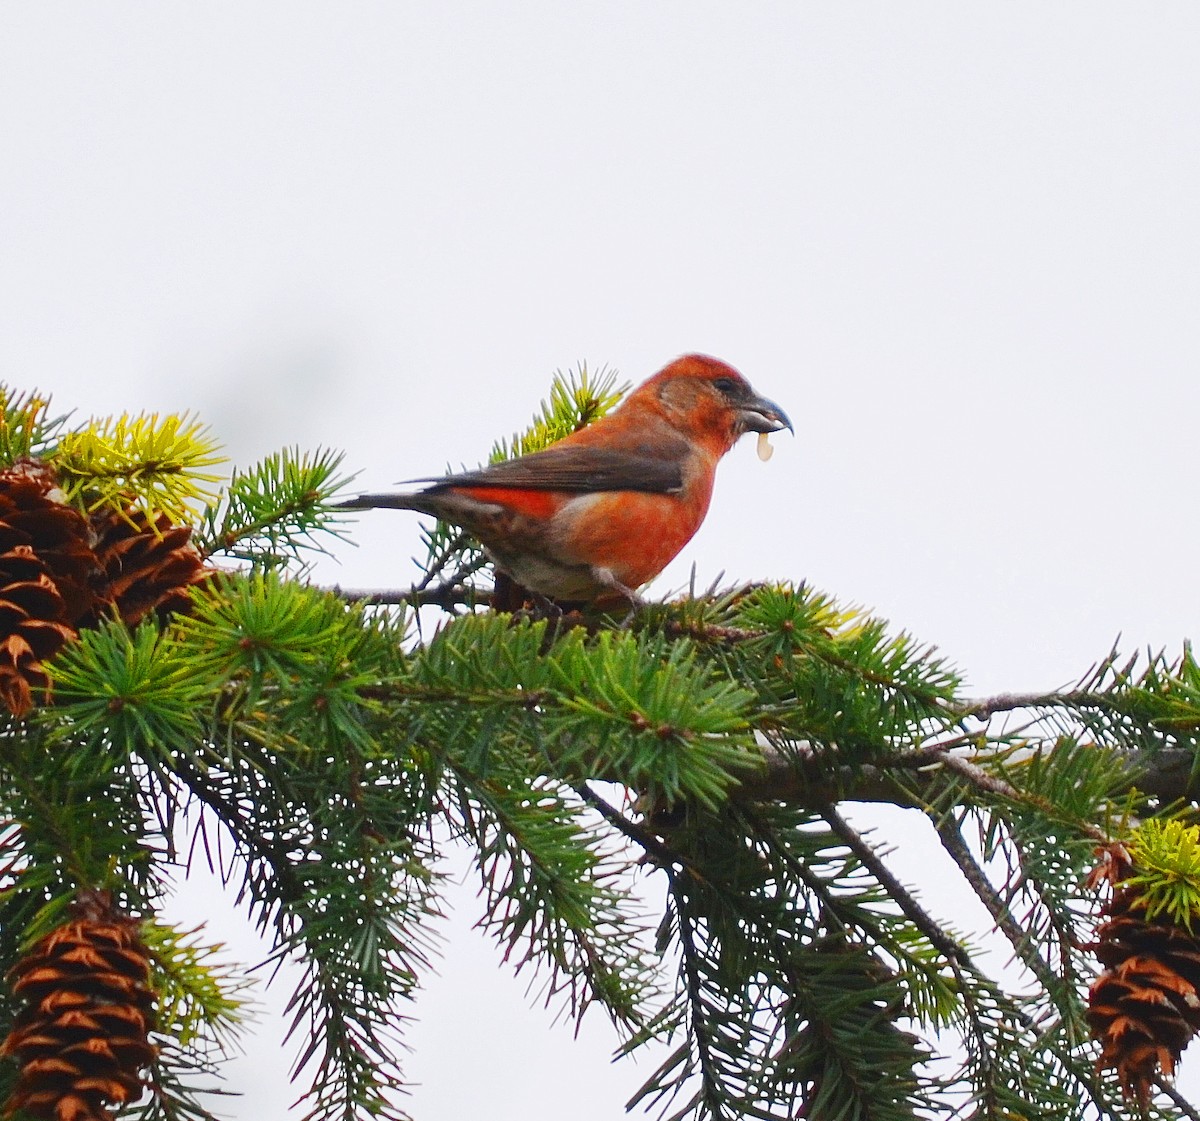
[334,492,431,513]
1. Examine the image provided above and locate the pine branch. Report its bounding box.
[821,806,968,969]
[669,870,737,1121]
[172,757,306,905]
[331,583,490,611]
[197,447,353,567]
[575,782,693,873]
[52,410,224,522]
[445,759,654,1030]
[1157,1078,1200,1121]
[934,815,1061,996]
[738,740,1194,810]
[0,385,68,462]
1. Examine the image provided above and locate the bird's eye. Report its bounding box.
[712,377,739,395]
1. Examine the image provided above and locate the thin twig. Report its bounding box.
[576,783,689,872]
[1156,1076,1200,1121]
[660,618,763,645]
[740,740,1196,810]
[905,745,1028,802]
[957,690,1122,721]
[330,582,491,610]
[821,805,970,968]
[415,531,485,591]
[910,746,1110,843]
[934,816,1061,995]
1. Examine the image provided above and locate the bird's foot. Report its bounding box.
[589,567,645,628]
[531,592,564,618]
[617,604,643,629]
[510,593,564,624]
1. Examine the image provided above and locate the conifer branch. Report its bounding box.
[575,783,688,872]
[52,411,224,523]
[1157,1078,1200,1121]
[670,870,735,1121]
[934,815,1061,994]
[173,759,305,905]
[8,370,1200,1119]
[821,806,968,968]
[742,742,1195,811]
[198,447,352,565]
[333,583,489,610]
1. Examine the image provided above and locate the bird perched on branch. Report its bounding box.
[339,354,791,609]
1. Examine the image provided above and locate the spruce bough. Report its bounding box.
[0,375,1196,1120]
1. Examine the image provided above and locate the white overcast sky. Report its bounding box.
[3,4,1200,1117]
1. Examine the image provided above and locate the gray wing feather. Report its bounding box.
[413,443,685,495]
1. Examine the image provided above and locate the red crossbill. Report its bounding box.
[340,354,791,607]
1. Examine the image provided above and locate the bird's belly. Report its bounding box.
[441,495,610,599]
[457,485,710,601]
[552,490,707,590]
[486,548,606,601]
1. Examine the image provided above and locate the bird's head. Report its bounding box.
[638,354,793,455]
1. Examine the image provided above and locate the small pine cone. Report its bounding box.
[0,461,101,716]
[1087,844,1200,1106]
[1,889,156,1121]
[87,507,211,627]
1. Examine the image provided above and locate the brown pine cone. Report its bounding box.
[1,889,156,1121]
[0,462,100,716]
[1087,843,1200,1106]
[87,506,211,627]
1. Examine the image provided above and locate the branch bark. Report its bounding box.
[331,583,491,610]
[734,743,1197,809]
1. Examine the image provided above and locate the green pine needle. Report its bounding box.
[45,618,215,757]
[198,446,355,568]
[549,629,756,810]
[0,385,68,464]
[178,571,365,682]
[490,363,628,462]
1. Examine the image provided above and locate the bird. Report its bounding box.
[339,354,792,609]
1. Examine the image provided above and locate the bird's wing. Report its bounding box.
[417,442,686,495]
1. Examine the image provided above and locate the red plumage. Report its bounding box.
[341,354,791,606]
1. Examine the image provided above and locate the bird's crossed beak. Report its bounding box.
[738,393,793,436]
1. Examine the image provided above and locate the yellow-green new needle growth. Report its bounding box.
[1125,818,1200,932]
[52,411,226,525]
